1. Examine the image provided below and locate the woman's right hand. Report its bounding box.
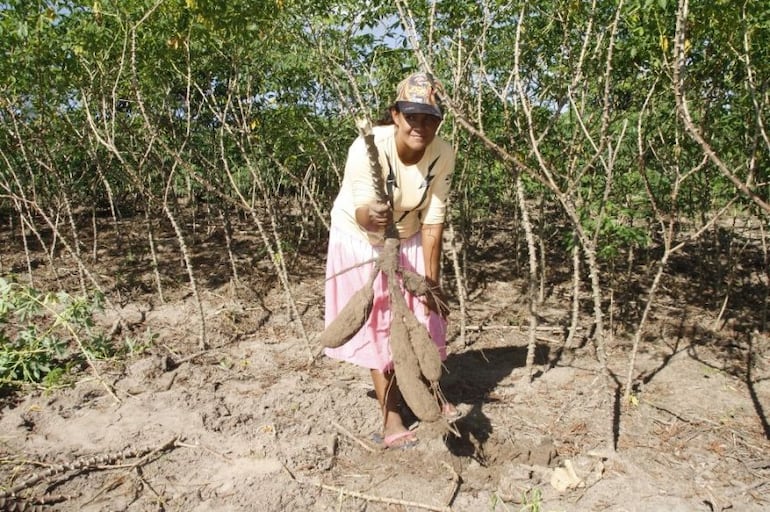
[357,202,392,232]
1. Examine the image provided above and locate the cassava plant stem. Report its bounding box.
[516,176,540,382]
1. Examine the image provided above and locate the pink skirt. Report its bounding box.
[324,226,447,372]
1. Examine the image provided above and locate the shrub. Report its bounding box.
[0,276,113,393]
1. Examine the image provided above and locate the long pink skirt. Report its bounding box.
[324,226,447,372]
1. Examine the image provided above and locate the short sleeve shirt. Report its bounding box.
[330,125,455,245]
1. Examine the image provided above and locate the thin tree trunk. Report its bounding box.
[759,221,770,332]
[62,196,87,295]
[95,157,122,252]
[623,254,668,401]
[17,204,61,287]
[566,237,582,349]
[583,242,616,452]
[19,210,34,285]
[537,194,547,304]
[446,220,467,346]
[145,207,165,304]
[91,205,98,263]
[163,202,207,349]
[219,207,240,289]
[517,177,540,382]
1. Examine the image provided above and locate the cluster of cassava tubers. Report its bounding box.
[319,237,445,424]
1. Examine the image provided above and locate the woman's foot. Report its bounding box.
[381,409,418,448]
[379,429,418,449]
[370,369,419,448]
[373,412,418,449]
[441,402,463,421]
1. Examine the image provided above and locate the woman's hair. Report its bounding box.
[373,103,398,126]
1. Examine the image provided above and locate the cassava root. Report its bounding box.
[388,271,442,422]
[319,272,376,348]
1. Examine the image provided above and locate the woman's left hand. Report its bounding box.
[423,284,450,318]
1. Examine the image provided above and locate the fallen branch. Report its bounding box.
[465,325,579,333]
[441,461,461,508]
[0,493,76,511]
[280,456,454,512]
[304,479,454,512]
[0,436,180,500]
[81,436,181,506]
[332,421,377,453]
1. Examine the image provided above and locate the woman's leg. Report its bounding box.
[377,368,459,422]
[371,369,414,444]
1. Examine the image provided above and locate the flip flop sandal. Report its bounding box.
[407,404,465,431]
[371,430,419,450]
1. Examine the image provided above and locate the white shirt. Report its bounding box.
[330,124,455,244]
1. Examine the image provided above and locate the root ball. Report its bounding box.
[376,238,400,274]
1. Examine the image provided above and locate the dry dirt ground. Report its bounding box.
[0,218,769,512]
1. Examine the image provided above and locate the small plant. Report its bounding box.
[489,493,512,511]
[519,487,543,512]
[124,330,158,356]
[0,276,114,393]
[489,488,555,512]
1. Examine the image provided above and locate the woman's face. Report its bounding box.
[392,110,441,161]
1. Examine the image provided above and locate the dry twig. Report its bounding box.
[332,421,377,453]
[304,478,454,512]
[440,461,461,508]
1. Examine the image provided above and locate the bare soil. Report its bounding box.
[0,215,768,512]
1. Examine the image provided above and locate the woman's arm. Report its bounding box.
[421,223,444,284]
[421,223,448,317]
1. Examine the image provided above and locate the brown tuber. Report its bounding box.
[388,274,441,422]
[403,309,442,383]
[319,272,376,348]
[376,238,400,274]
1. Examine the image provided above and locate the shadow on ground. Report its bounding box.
[440,344,550,461]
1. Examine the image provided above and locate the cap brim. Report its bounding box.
[397,101,443,120]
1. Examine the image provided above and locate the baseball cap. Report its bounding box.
[395,72,443,119]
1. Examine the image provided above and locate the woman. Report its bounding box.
[324,72,457,449]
